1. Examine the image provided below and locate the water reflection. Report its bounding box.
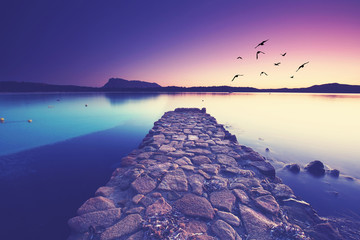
[1,92,360,220]
[104,92,161,105]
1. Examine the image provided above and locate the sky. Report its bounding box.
[1,0,360,88]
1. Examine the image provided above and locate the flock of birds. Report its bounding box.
[231,39,309,82]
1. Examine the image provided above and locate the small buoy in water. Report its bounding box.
[265,148,270,152]
[28,119,32,123]
[85,104,88,107]
[0,117,4,123]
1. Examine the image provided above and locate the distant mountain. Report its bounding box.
[102,78,161,89]
[1,80,359,93]
[0,81,95,92]
[266,83,360,93]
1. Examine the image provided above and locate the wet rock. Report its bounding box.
[210,145,232,154]
[158,168,188,192]
[200,164,220,175]
[126,207,145,214]
[254,195,280,215]
[184,220,208,235]
[95,186,115,198]
[174,156,192,166]
[148,162,172,178]
[127,230,144,240]
[159,144,176,152]
[181,165,196,172]
[100,214,142,240]
[309,222,343,240]
[131,175,157,194]
[249,160,276,178]
[239,205,276,240]
[328,169,340,178]
[242,151,265,161]
[146,197,172,216]
[68,208,121,233]
[198,169,211,179]
[217,211,241,226]
[305,160,325,177]
[205,176,228,191]
[210,190,236,212]
[187,148,212,155]
[223,167,255,177]
[217,154,238,167]
[271,184,295,199]
[284,163,300,174]
[249,187,272,197]
[211,220,240,240]
[188,135,199,140]
[77,196,115,215]
[188,174,205,195]
[233,189,250,204]
[120,156,137,167]
[192,155,212,165]
[174,193,215,219]
[282,198,322,228]
[137,151,153,159]
[132,194,144,204]
[230,177,261,189]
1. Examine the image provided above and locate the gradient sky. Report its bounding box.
[1,0,359,88]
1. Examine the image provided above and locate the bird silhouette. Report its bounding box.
[255,39,269,48]
[256,51,265,59]
[231,74,243,81]
[296,62,309,72]
[237,56,242,59]
[290,75,294,78]
[260,72,268,76]
[281,52,287,56]
[274,62,281,66]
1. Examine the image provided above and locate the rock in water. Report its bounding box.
[305,160,325,177]
[284,163,300,174]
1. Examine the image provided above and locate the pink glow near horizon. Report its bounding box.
[98,1,360,89]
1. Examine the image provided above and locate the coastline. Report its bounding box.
[67,108,349,240]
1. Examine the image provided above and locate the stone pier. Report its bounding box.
[68,108,342,240]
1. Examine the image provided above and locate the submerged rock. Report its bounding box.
[328,169,340,178]
[284,163,300,174]
[305,160,325,177]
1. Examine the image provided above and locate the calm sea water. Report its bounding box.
[0,92,359,239]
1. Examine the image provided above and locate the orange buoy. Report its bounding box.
[0,117,4,123]
[28,119,32,123]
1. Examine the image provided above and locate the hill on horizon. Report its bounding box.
[1,79,360,93]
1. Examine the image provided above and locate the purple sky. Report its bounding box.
[1,0,359,88]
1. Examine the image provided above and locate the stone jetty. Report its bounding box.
[68,108,343,240]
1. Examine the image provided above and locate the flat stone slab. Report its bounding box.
[100,214,142,240]
[174,193,215,219]
[158,168,188,192]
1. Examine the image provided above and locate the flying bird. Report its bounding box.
[231,74,243,81]
[290,75,294,78]
[274,62,281,66]
[281,52,287,56]
[237,56,242,59]
[296,62,309,72]
[255,39,269,48]
[256,51,265,59]
[260,72,268,76]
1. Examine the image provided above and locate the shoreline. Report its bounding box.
[68,108,350,240]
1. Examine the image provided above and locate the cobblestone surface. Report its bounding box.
[68,108,341,240]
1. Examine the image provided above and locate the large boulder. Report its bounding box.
[305,160,325,177]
